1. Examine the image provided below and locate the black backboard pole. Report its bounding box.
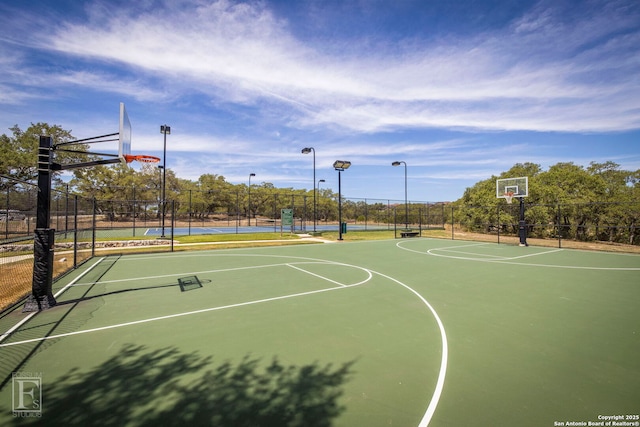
[23,136,57,312]
[518,197,528,247]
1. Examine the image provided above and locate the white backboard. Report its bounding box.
[496,176,528,199]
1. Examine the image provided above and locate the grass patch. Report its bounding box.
[175,233,302,244]
[318,228,449,241]
[319,230,396,241]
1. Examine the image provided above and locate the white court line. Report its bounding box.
[53,257,108,298]
[194,227,223,233]
[429,247,507,259]
[506,248,564,260]
[0,256,107,344]
[0,252,448,426]
[287,263,347,287]
[0,285,354,348]
[1,259,374,349]
[70,262,314,287]
[286,262,373,288]
[371,270,448,427]
[429,246,563,261]
[398,241,640,271]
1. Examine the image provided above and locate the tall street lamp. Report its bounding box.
[333,160,351,241]
[392,161,408,229]
[317,179,325,227]
[301,147,316,232]
[160,124,170,238]
[157,166,163,206]
[248,173,255,226]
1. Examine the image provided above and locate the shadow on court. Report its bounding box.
[11,344,355,427]
[0,271,210,391]
[56,277,211,306]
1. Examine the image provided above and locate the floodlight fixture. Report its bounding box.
[333,160,351,171]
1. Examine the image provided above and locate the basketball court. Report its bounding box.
[3,105,639,425]
[1,238,638,426]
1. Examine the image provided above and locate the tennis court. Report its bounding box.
[1,238,639,426]
[92,223,388,238]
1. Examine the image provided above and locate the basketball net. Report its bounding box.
[504,191,515,204]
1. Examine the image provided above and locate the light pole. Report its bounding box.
[157,165,163,226]
[317,179,325,228]
[333,160,351,241]
[248,173,255,226]
[160,124,170,238]
[392,160,408,229]
[301,147,316,232]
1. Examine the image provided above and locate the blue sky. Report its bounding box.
[1,0,639,202]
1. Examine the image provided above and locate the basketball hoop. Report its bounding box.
[504,191,515,204]
[123,154,161,164]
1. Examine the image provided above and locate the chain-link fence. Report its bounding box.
[451,201,640,247]
[1,188,98,312]
[2,183,638,313]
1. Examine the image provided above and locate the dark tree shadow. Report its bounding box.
[12,344,355,427]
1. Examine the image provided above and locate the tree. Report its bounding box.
[453,161,639,244]
[0,123,95,189]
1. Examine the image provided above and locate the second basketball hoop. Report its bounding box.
[496,176,528,203]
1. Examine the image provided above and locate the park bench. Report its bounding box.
[400,230,419,238]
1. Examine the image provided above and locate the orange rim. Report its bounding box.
[124,154,161,163]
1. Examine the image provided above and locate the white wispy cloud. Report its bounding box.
[54,71,165,102]
[33,0,638,134]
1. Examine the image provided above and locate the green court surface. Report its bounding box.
[1,239,639,426]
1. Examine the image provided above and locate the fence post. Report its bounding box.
[426,203,430,231]
[65,184,69,238]
[171,200,175,252]
[451,205,455,240]
[92,198,96,257]
[302,195,307,232]
[73,195,78,268]
[557,203,562,248]
[497,205,501,244]
[132,186,136,237]
[274,194,278,232]
[4,185,8,240]
[393,207,397,238]
[364,199,368,230]
[235,191,239,234]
